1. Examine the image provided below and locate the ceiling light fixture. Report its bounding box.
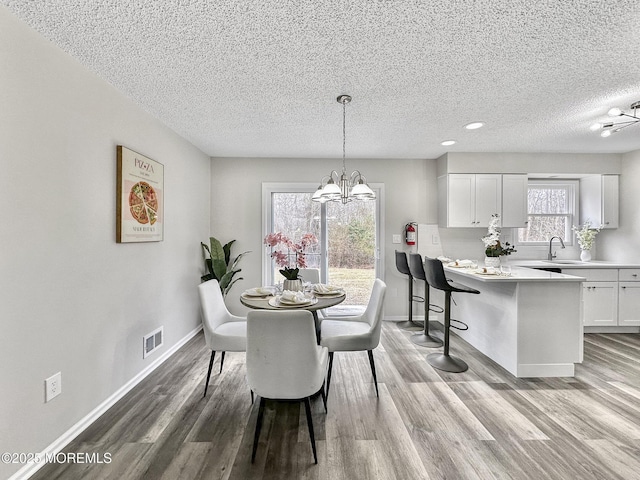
[312,95,375,204]
[441,140,456,146]
[591,100,640,137]
[464,122,484,130]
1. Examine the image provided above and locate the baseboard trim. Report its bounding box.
[9,325,203,480]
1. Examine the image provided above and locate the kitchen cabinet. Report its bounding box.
[563,268,640,328]
[501,174,528,228]
[438,174,502,228]
[618,268,640,326]
[579,174,619,229]
[582,282,618,327]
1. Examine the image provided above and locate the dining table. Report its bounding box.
[239,286,346,341]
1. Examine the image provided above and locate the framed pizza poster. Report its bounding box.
[116,146,164,243]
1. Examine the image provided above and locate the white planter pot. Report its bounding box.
[580,250,592,262]
[484,256,501,268]
[283,278,303,292]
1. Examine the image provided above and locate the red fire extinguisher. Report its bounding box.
[405,223,417,246]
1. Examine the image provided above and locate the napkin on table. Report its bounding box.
[245,286,275,296]
[280,290,309,304]
[313,284,342,294]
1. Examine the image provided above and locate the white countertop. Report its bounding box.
[511,260,640,269]
[444,265,585,282]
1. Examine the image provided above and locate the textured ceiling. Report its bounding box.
[4,0,640,159]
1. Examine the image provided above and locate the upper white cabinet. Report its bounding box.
[501,174,528,228]
[438,174,502,228]
[579,174,619,229]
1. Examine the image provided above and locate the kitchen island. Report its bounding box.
[442,265,585,378]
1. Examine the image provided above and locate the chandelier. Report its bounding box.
[312,95,376,204]
[591,100,640,137]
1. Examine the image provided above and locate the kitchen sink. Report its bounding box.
[544,260,585,264]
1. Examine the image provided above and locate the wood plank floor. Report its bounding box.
[31,322,640,480]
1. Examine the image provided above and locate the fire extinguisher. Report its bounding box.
[405,223,417,246]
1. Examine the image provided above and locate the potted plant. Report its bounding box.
[264,232,318,291]
[572,220,603,262]
[201,236,250,297]
[481,214,516,267]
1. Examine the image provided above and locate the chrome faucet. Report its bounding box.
[548,236,565,260]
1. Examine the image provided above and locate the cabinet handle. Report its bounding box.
[632,274,638,277]
[605,222,610,225]
[622,286,626,289]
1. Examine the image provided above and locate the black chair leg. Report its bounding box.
[319,381,327,412]
[367,350,379,397]
[326,352,334,398]
[303,397,318,464]
[203,351,215,397]
[219,351,226,374]
[251,397,266,463]
[250,390,254,404]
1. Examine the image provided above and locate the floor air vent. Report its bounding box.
[143,327,163,359]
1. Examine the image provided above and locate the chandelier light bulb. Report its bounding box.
[608,107,622,117]
[601,130,612,137]
[589,123,602,131]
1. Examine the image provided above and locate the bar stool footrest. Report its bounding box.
[412,295,425,303]
[428,304,444,314]
[450,318,468,331]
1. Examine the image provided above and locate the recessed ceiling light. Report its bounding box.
[441,140,456,146]
[464,122,484,130]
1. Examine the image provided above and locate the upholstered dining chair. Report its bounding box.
[298,268,326,320]
[246,310,329,464]
[319,278,387,398]
[197,279,247,397]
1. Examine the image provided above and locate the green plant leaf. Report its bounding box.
[212,258,227,281]
[230,251,251,271]
[223,240,235,266]
[209,237,225,261]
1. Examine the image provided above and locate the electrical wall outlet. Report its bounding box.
[45,372,62,402]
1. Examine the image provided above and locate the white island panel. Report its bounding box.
[444,266,583,378]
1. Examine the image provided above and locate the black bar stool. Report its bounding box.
[408,253,443,348]
[394,251,424,330]
[423,258,480,373]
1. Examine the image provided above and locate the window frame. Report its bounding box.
[514,179,578,248]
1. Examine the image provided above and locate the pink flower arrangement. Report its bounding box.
[264,232,318,279]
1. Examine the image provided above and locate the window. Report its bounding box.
[517,180,577,245]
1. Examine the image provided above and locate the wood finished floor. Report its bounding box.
[32,322,640,480]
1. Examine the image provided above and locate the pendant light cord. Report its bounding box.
[342,98,347,174]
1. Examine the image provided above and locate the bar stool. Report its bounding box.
[423,258,480,373]
[408,253,443,348]
[394,251,424,330]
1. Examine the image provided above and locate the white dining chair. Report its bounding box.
[298,268,326,320]
[319,278,387,398]
[197,279,247,397]
[247,309,329,464]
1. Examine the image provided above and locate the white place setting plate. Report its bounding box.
[268,296,318,308]
[242,287,275,298]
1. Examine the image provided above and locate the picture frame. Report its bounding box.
[116,146,164,243]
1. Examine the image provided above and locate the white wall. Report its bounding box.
[209,157,436,320]
[0,7,210,478]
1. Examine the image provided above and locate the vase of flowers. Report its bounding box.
[481,214,516,267]
[572,221,603,262]
[264,232,318,291]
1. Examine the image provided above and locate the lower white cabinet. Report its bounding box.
[582,282,618,327]
[618,282,640,326]
[564,268,640,329]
